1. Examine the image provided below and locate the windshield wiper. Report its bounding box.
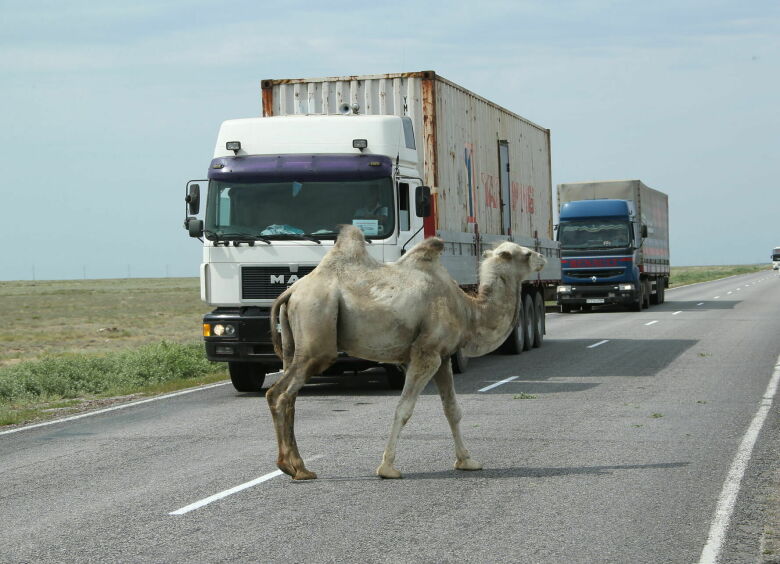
[264,233,322,244]
[208,231,272,244]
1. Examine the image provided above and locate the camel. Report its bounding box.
[267,225,546,480]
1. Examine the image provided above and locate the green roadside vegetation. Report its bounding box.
[0,265,772,427]
[0,277,226,427]
[669,264,770,287]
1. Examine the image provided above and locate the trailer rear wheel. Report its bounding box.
[501,299,527,354]
[522,294,534,351]
[228,362,266,392]
[533,293,545,348]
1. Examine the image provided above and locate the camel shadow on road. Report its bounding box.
[320,461,690,482]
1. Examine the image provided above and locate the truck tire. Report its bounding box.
[643,281,651,309]
[522,294,535,351]
[384,364,406,389]
[228,362,266,392]
[650,280,660,305]
[658,279,666,303]
[501,298,527,354]
[560,304,573,313]
[631,286,643,312]
[533,292,545,348]
[451,348,469,374]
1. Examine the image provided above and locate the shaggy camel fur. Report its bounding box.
[267,225,546,480]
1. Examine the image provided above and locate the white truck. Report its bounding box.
[184,71,561,391]
[772,247,780,270]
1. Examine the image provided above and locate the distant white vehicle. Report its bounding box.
[773,247,780,270]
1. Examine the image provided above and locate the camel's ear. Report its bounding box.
[498,250,512,261]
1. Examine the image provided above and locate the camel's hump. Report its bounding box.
[396,236,445,266]
[332,224,369,256]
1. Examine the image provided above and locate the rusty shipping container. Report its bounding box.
[261,71,559,286]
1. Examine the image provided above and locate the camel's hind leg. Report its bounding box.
[433,358,482,471]
[266,355,331,480]
[376,350,442,479]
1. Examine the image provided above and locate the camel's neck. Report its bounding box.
[462,275,521,356]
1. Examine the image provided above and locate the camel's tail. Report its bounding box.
[270,286,295,366]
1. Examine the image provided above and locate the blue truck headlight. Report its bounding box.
[618,283,635,291]
[557,285,572,294]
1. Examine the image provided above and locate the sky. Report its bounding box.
[1,0,778,281]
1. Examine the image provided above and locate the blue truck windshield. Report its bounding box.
[559,219,631,250]
[205,177,395,240]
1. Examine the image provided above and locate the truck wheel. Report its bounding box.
[643,281,651,309]
[650,281,660,305]
[501,298,527,354]
[533,293,545,348]
[658,280,666,304]
[451,348,469,374]
[522,294,535,351]
[384,364,406,389]
[228,362,266,392]
[560,304,573,313]
[631,286,643,312]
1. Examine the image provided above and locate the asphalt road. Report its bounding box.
[2,271,780,563]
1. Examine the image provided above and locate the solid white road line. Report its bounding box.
[587,340,609,349]
[698,355,780,563]
[645,320,659,326]
[169,455,325,516]
[478,376,519,392]
[0,382,232,437]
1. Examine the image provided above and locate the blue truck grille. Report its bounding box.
[565,269,624,279]
[241,266,316,300]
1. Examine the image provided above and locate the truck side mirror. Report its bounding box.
[185,217,203,238]
[641,224,648,238]
[415,185,432,218]
[186,184,200,215]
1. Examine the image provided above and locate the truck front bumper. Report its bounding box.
[556,284,637,306]
[202,307,375,371]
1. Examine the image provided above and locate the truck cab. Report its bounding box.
[556,199,648,311]
[185,115,430,391]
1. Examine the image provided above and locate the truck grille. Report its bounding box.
[565,269,624,279]
[241,266,316,299]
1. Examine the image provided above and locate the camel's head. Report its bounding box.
[482,242,546,281]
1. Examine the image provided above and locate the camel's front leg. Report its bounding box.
[433,358,482,471]
[266,363,317,480]
[376,353,441,479]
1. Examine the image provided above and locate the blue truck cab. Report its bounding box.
[555,180,670,313]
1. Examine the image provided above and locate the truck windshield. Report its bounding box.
[205,177,395,240]
[559,219,631,250]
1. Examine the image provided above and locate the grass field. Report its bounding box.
[0,264,772,427]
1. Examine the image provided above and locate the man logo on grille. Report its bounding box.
[270,274,299,285]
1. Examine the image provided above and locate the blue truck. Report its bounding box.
[556,180,669,312]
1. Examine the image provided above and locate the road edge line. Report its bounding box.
[698,354,780,563]
[0,381,232,437]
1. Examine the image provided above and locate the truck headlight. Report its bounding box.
[618,283,634,291]
[557,285,572,293]
[211,323,237,337]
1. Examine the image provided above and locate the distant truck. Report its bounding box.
[184,71,561,392]
[772,247,780,270]
[555,180,669,312]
